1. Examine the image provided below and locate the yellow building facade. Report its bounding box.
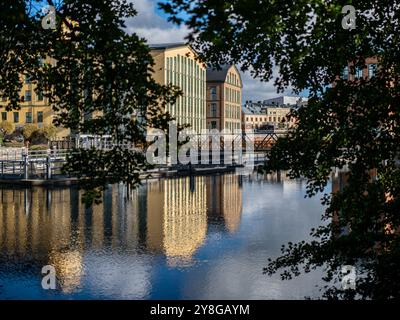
[0,58,70,138]
[2,43,207,139]
[150,43,207,132]
[242,106,295,130]
[265,106,295,129]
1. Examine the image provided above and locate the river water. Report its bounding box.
[0,173,328,299]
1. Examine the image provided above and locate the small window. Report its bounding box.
[1,112,7,121]
[26,112,32,123]
[24,90,32,102]
[210,86,217,100]
[355,67,363,79]
[341,66,349,80]
[211,103,217,117]
[13,112,19,123]
[368,64,377,78]
[25,75,31,84]
[37,111,43,123]
[37,91,44,101]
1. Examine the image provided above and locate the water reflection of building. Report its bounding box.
[0,175,244,279]
[146,177,208,265]
[48,250,83,293]
[0,185,141,292]
[206,175,243,233]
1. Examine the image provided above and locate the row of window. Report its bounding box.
[174,117,205,132]
[165,55,207,131]
[245,115,295,123]
[224,104,241,119]
[267,110,288,115]
[226,72,240,87]
[1,90,44,102]
[224,121,241,131]
[1,111,44,123]
[208,120,241,130]
[166,97,206,120]
[167,69,205,99]
[341,64,377,80]
[23,90,44,102]
[209,103,241,119]
[1,90,43,102]
[166,55,206,81]
[224,87,241,104]
[209,86,241,103]
[250,122,287,129]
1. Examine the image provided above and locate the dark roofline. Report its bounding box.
[206,64,243,87]
[149,42,204,63]
[149,42,187,50]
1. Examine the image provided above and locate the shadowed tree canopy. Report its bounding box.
[0,0,181,204]
[161,0,400,299]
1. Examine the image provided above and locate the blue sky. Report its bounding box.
[32,0,304,101]
[126,0,301,102]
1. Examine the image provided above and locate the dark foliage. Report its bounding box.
[161,0,400,299]
[1,0,182,205]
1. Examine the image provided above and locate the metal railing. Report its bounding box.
[0,148,69,180]
[0,145,269,181]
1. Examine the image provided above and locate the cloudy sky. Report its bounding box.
[125,0,297,102]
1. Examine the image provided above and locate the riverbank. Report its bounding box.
[0,163,267,187]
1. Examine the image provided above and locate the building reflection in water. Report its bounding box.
[0,175,243,290]
[146,176,208,266]
[206,175,243,233]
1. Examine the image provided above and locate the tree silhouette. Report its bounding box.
[161,0,400,299]
[1,0,181,204]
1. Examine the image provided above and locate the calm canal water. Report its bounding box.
[0,173,328,299]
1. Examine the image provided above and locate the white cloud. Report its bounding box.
[240,70,291,102]
[129,26,189,44]
[126,0,295,102]
[126,0,188,43]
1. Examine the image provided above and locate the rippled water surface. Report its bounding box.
[0,173,328,299]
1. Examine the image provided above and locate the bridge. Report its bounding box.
[0,130,287,182]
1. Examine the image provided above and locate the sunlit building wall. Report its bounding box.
[0,57,69,138]
[206,65,243,131]
[150,43,207,132]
